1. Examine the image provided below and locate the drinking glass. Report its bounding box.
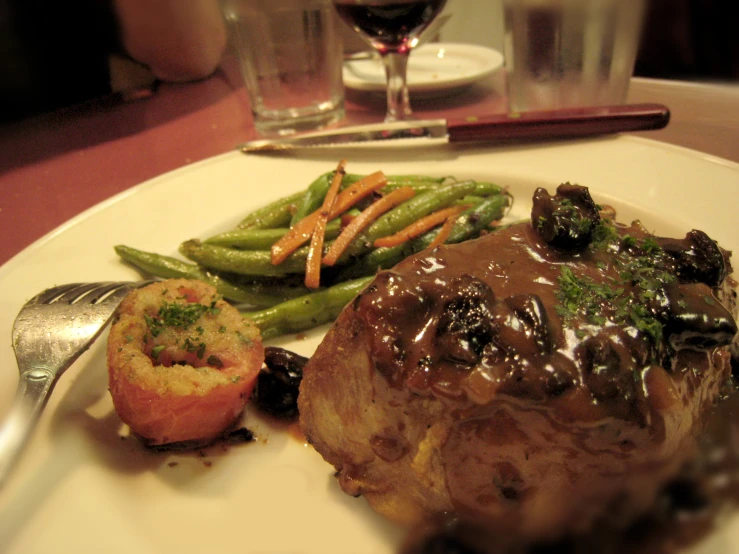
[333,0,448,121]
[503,0,646,112]
[223,0,345,136]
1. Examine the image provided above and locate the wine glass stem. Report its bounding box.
[381,51,412,122]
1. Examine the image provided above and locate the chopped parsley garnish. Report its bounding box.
[236,331,254,347]
[642,236,661,254]
[555,220,677,344]
[591,220,619,248]
[183,337,207,359]
[151,344,166,359]
[145,300,220,337]
[555,267,622,323]
[622,235,637,248]
[144,298,224,363]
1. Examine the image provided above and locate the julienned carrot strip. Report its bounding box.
[271,171,387,265]
[427,212,460,250]
[271,212,319,265]
[305,161,346,288]
[327,171,387,219]
[373,205,468,248]
[322,186,416,267]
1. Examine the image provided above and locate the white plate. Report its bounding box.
[343,42,504,94]
[1,137,738,554]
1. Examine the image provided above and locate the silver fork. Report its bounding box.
[0,281,144,487]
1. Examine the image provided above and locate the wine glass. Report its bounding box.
[333,0,448,122]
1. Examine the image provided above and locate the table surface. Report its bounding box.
[1,54,737,269]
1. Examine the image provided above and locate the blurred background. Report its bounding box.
[438,0,739,82]
[0,0,737,124]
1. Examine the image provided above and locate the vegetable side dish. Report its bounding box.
[115,163,512,339]
[298,183,738,551]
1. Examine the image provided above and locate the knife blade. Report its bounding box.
[239,103,670,153]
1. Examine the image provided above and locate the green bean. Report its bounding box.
[387,178,504,196]
[291,173,452,226]
[244,276,373,339]
[204,219,342,249]
[205,227,289,249]
[467,181,506,197]
[344,173,451,189]
[368,181,478,239]
[445,193,512,243]
[115,244,212,281]
[114,245,302,307]
[330,243,415,281]
[332,181,479,265]
[387,178,504,197]
[290,172,333,226]
[334,193,512,280]
[385,175,452,187]
[180,240,312,276]
[237,190,303,229]
[454,195,487,206]
[220,274,312,303]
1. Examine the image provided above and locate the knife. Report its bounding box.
[240,103,670,153]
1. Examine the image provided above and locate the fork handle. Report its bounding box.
[0,368,56,487]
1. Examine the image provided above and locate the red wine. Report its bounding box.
[334,0,447,54]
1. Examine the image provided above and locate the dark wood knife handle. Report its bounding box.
[446,103,670,143]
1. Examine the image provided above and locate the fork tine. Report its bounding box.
[26,280,153,307]
[29,283,87,305]
[75,281,136,304]
[91,280,156,304]
[100,282,137,303]
[53,282,115,304]
[58,281,149,305]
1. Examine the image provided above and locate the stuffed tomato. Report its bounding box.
[107,279,263,445]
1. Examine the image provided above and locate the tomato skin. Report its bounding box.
[107,279,263,445]
[109,374,256,445]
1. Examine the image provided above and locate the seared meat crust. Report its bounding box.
[299,185,737,542]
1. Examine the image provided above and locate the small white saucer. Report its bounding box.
[343,43,504,95]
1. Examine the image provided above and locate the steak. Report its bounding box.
[298,184,738,544]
